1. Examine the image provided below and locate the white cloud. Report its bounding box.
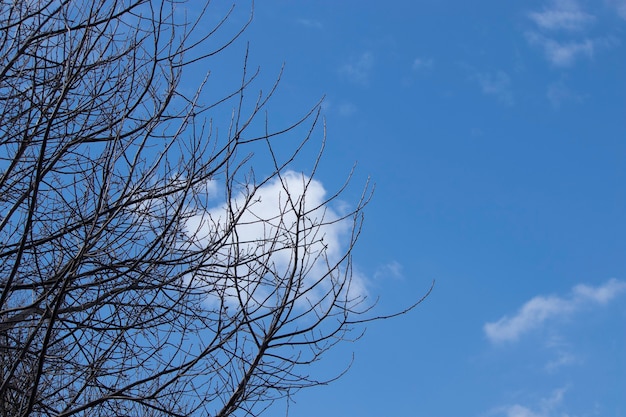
[374,260,404,280]
[571,280,624,303]
[503,404,543,417]
[528,0,595,31]
[526,32,594,67]
[495,388,568,417]
[545,350,578,372]
[474,71,514,105]
[183,171,366,309]
[525,1,622,67]
[542,335,579,371]
[484,278,626,344]
[546,80,583,107]
[339,52,374,85]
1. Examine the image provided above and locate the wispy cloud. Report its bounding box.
[296,18,323,29]
[502,404,543,417]
[501,388,567,417]
[523,0,620,67]
[484,278,626,344]
[545,350,578,372]
[526,32,594,67]
[541,335,580,372]
[412,57,434,71]
[546,79,583,107]
[607,0,626,19]
[321,99,357,117]
[339,52,374,85]
[374,260,404,280]
[493,388,568,417]
[474,71,514,105]
[338,102,357,116]
[528,0,595,31]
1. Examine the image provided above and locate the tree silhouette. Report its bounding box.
[0,1,429,416]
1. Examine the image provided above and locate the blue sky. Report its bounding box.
[190,1,625,416]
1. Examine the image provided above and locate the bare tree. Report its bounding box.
[0,1,429,416]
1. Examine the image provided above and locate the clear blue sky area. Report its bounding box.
[189,1,626,416]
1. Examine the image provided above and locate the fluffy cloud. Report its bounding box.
[183,171,366,308]
[484,278,626,343]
